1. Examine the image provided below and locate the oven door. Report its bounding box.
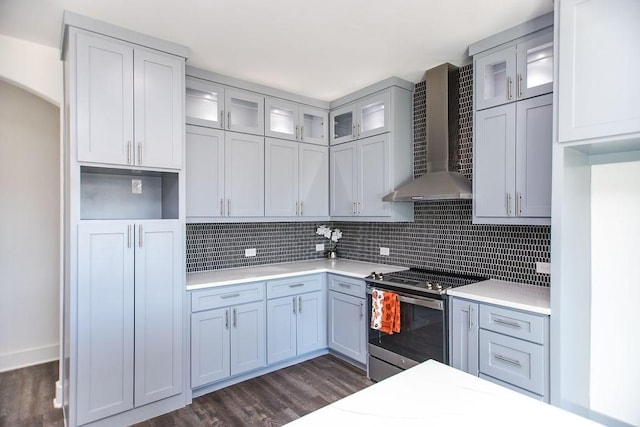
[366,287,448,368]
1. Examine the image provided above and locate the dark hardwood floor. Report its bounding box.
[0,355,372,427]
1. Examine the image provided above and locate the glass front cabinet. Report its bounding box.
[330,91,390,145]
[265,98,328,145]
[475,30,553,110]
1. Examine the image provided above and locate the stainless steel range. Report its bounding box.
[365,268,486,382]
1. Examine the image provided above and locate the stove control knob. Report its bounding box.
[369,271,377,279]
[435,283,443,291]
[426,282,432,290]
[377,273,384,280]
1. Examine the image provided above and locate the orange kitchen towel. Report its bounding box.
[370,288,401,334]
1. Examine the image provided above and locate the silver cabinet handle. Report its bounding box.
[298,296,302,313]
[220,110,224,128]
[221,293,240,299]
[220,199,224,216]
[289,283,304,288]
[494,318,521,328]
[233,308,237,327]
[469,306,474,330]
[360,301,364,318]
[227,111,231,129]
[494,353,522,367]
[127,141,132,164]
[518,74,523,98]
[357,122,360,137]
[357,201,361,215]
[292,296,296,314]
[138,224,143,248]
[507,76,513,100]
[352,124,356,138]
[517,192,522,216]
[225,309,229,329]
[127,224,132,248]
[300,125,304,141]
[352,201,357,215]
[295,201,299,216]
[300,201,304,216]
[227,199,230,216]
[338,283,351,288]
[137,142,142,165]
[295,125,299,140]
[506,193,512,216]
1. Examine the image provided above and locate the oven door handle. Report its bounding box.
[367,288,444,311]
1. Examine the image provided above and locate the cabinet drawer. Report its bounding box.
[479,329,545,395]
[191,282,265,312]
[328,274,366,298]
[267,274,324,299]
[479,304,546,344]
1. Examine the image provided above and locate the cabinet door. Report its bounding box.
[186,77,225,129]
[328,291,366,364]
[357,91,390,139]
[77,223,134,425]
[225,133,264,217]
[330,104,356,145]
[299,144,328,217]
[515,31,553,101]
[265,98,298,141]
[225,88,264,135]
[299,106,328,145]
[231,301,266,375]
[358,134,390,216]
[76,31,134,166]
[186,126,225,218]
[450,298,479,376]
[296,291,327,355]
[265,138,298,217]
[558,0,640,142]
[134,221,182,406]
[474,104,516,218]
[133,48,183,169]
[191,308,230,387]
[516,94,552,218]
[474,47,516,110]
[266,296,297,364]
[330,142,357,216]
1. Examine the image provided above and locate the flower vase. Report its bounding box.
[326,249,338,259]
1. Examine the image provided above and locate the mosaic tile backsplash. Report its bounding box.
[187,64,551,286]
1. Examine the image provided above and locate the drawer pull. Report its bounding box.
[289,283,305,288]
[298,296,302,313]
[338,283,352,288]
[494,318,521,328]
[494,353,522,367]
[221,293,240,299]
[225,309,229,329]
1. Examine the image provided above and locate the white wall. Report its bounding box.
[0,80,60,372]
[590,160,640,426]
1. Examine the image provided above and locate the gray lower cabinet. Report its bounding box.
[449,297,549,402]
[449,298,479,376]
[77,221,183,425]
[266,275,327,364]
[190,283,266,388]
[327,275,367,364]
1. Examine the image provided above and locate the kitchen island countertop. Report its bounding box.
[447,279,550,315]
[286,359,599,426]
[187,259,408,291]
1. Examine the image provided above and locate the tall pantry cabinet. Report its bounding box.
[61,12,189,426]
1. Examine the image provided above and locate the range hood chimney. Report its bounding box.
[383,63,472,202]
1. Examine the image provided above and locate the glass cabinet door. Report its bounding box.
[475,47,517,110]
[299,106,327,145]
[516,32,553,100]
[225,88,265,135]
[185,78,225,129]
[330,104,356,145]
[265,98,297,140]
[358,91,390,139]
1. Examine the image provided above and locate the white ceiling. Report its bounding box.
[0,0,553,101]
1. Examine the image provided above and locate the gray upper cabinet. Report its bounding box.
[557,0,640,144]
[186,77,225,129]
[76,30,183,169]
[330,91,391,145]
[225,88,265,135]
[474,94,552,224]
[475,29,553,111]
[265,97,328,145]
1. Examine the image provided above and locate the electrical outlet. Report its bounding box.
[245,248,256,257]
[131,179,142,194]
[536,262,551,275]
[316,243,325,252]
[380,247,390,256]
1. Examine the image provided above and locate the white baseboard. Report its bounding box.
[0,343,59,372]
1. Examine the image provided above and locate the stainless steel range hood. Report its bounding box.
[383,63,472,201]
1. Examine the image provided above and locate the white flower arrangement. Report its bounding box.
[316,225,342,256]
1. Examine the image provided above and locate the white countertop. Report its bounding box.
[287,360,599,427]
[186,259,408,291]
[447,279,550,315]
